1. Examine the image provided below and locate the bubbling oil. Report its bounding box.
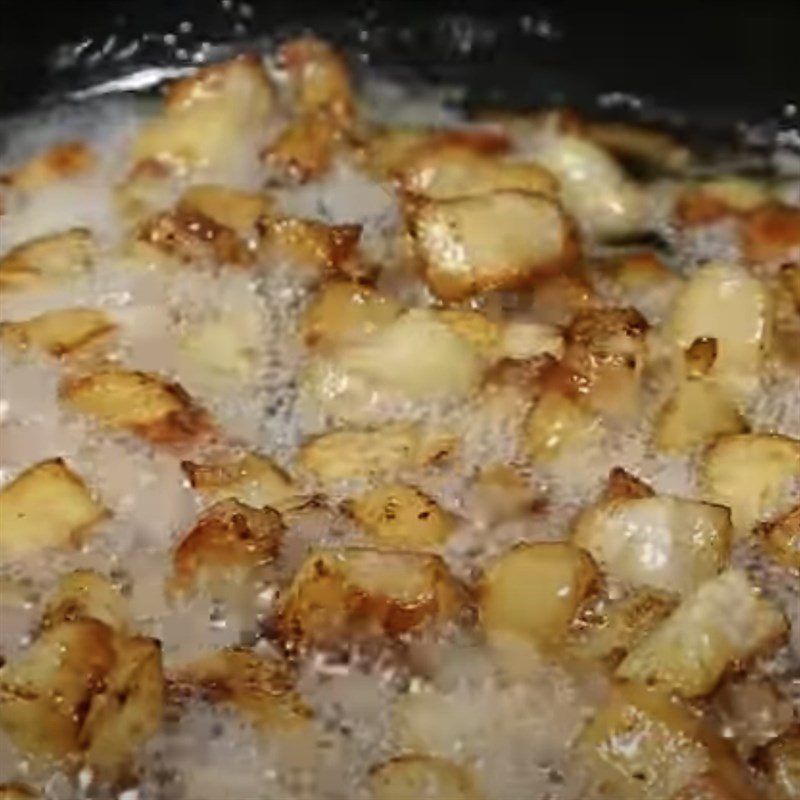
[0,60,798,800]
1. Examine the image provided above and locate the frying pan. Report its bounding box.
[1,0,798,153]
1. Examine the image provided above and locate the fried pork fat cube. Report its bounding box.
[278,36,356,127]
[0,141,95,193]
[0,459,106,563]
[262,110,340,184]
[572,469,732,596]
[0,228,95,292]
[617,570,787,698]
[296,423,454,486]
[182,452,297,510]
[407,189,579,301]
[0,619,116,759]
[568,588,677,667]
[666,262,771,399]
[561,306,649,418]
[262,37,356,182]
[305,309,483,409]
[528,133,647,239]
[258,216,364,276]
[370,755,484,800]
[278,547,466,645]
[0,572,164,772]
[131,53,274,175]
[168,648,310,731]
[701,433,800,534]
[300,280,402,351]
[346,483,455,548]
[169,499,283,598]
[132,184,275,268]
[654,337,748,454]
[397,143,558,200]
[359,125,510,180]
[42,569,130,633]
[478,542,598,647]
[0,308,116,358]
[581,682,759,800]
[60,368,214,447]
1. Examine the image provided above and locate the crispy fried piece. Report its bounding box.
[169,499,283,597]
[529,134,646,239]
[479,542,598,646]
[701,433,800,534]
[135,207,254,267]
[359,126,509,180]
[760,504,800,570]
[0,308,116,358]
[300,281,402,351]
[346,484,454,548]
[572,488,731,596]
[581,682,754,800]
[0,228,94,292]
[42,570,129,633]
[675,178,773,226]
[177,184,275,237]
[259,216,362,276]
[326,309,483,401]
[182,453,297,510]
[0,619,116,759]
[617,570,787,698]
[570,589,677,666]
[0,459,106,563]
[530,270,600,326]
[756,729,800,800]
[370,755,484,800]
[279,547,466,645]
[584,121,692,173]
[523,387,599,461]
[79,635,164,773]
[132,53,274,173]
[562,307,649,418]
[296,423,453,485]
[407,190,579,301]
[1,141,95,192]
[168,649,311,730]
[60,368,213,447]
[667,262,770,398]
[278,37,355,127]
[655,377,748,454]
[398,145,558,200]
[742,203,800,264]
[262,112,339,183]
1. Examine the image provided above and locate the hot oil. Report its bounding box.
[0,62,799,800]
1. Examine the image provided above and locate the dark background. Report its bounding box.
[0,0,798,135]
